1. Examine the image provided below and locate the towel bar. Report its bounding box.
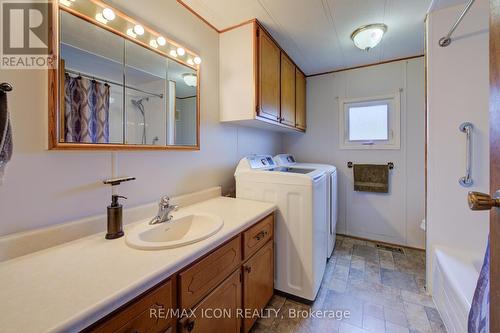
[0,83,12,92]
[347,161,394,170]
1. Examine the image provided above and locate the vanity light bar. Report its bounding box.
[58,0,201,69]
[59,0,75,6]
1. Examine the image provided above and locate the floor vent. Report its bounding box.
[375,243,405,254]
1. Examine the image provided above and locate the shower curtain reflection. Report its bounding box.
[64,74,110,143]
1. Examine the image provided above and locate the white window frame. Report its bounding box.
[339,92,401,150]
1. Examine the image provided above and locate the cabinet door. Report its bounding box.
[295,69,306,130]
[280,53,296,126]
[257,28,280,122]
[242,241,274,333]
[179,270,242,333]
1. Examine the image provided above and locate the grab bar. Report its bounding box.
[459,122,473,187]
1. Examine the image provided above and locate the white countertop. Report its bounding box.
[0,197,275,333]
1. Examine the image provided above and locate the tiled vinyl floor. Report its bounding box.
[251,235,447,333]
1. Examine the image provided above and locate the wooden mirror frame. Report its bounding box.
[48,1,200,151]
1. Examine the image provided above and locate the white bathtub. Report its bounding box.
[432,246,483,333]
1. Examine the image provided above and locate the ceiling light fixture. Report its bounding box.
[102,8,115,21]
[133,24,145,36]
[351,23,387,51]
[183,73,197,87]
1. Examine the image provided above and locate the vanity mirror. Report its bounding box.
[49,0,200,150]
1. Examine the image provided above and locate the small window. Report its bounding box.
[339,94,400,149]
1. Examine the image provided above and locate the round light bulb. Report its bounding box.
[102,8,115,21]
[176,47,185,56]
[157,36,166,46]
[126,28,136,38]
[169,50,177,58]
[95,13,107,24]
[187,58,194,66]
[193,56,201,65]
[133,25,145,36]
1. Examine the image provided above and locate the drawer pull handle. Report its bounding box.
[244,266,252,273]
[186,320,195,332]
[254,230,268,241]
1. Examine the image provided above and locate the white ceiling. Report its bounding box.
[428,0,468,12]
[182,0,438,75]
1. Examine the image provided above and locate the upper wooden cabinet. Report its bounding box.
[295,69,307,130]
[219,20,306,132]
[280,53,296,127]
[258,30,281,122]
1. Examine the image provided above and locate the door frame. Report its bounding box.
[490,1,500,331]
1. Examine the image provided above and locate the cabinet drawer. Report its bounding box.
[243,214,274,260]
[179,236,241,309]
[89,279,175,333]
[115,305,173,333]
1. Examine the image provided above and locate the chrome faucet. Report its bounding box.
[149,196,179,225]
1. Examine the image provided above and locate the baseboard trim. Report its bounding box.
[337,233,425,252]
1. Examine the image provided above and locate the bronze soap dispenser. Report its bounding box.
[106,195,126,239]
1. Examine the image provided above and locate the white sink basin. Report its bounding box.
[126,213,224,250]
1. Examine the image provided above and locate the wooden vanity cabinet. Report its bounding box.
[86,214,275,333]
